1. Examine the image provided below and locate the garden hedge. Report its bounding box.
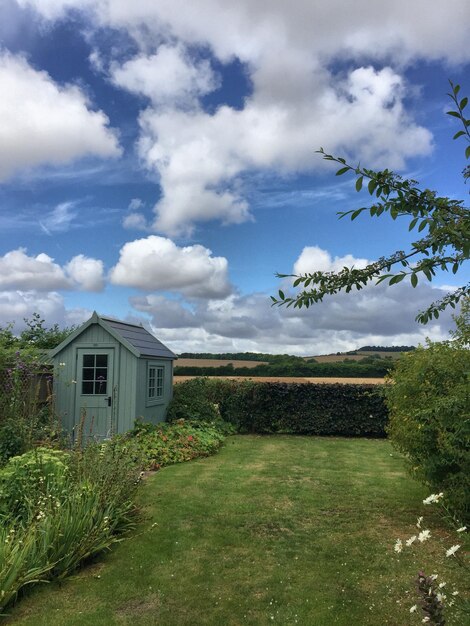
[168,378,388,437]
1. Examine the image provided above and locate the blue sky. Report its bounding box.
[0,0,469,355]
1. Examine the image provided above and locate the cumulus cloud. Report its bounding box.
[15,0,468,234]
[0,249,105,292]
[111,44,219,107]
[294,246,370,275]
[109,235,232,298]
[131,281,454,355]
[0,51,121,181]
[0,290,90,332]
[138,64,431,236]
[65,255,105,291]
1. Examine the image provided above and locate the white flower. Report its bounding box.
[436,592,446,603]
[422,618,430,623]
[394,539,403,553]
[418,530,431,542]
[423,492,443,505]
[456,526,466,533]
[445,544,461,557]
[416,516,424,528]
[410,605,418,613]
[429,574,438,581]
[451,590,459,596]
[406,535,417,546]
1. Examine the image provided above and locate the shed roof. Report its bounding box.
[50,312,176,360]
[100,316,176,359]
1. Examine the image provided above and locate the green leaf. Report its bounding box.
[446,110,461,118]
[453,83,461,96]
[460,97,468,110]
[355,176,363,192]
[410,273,418,288]
[389,274,405,285]
[368,179,378,195]
[278,290,285,300]
[408,217,418,231]
[418,219,428,232]
[351,209,363,220]
[466,145,470,159]
[335,167,350,176]
[453,130,465,139]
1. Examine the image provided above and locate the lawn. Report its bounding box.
[3,436,454,625]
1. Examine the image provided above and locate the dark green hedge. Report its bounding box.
[168,378,388,437]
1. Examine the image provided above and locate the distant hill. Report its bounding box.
[174,347,415,378]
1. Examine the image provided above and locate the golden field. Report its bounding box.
[174,375,385,385]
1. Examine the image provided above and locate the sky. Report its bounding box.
[0,0,469,356]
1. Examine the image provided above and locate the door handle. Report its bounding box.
[107,396,112,407]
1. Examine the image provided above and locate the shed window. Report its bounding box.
[81,354,108,395]
[148,366,164,400]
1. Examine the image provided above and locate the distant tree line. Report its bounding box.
[174,359,392,378]
[356,345,416,352]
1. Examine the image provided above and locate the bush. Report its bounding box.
[169,378,388,437]
[166,377,221,422]
[115,418,228,470]
[0,443,140,614]
[386,340,470,523]
[0,447,70,523]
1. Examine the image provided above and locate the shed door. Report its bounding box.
[75,348,114,442]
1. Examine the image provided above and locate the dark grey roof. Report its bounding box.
[101,316,176,360]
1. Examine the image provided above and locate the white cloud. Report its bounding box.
[131,279,454,355]
[0,249,105,292]
[109,235,232,298]
[0,51,121,181]
[0,290,90,332]
[111,44,219,107]
[136,64,431,236]
[16,1,467,234]
[39,202,78,235]
[128,198,143,211]
[122,212,148,230]
[65,255,105,291]
[294,246,370,275]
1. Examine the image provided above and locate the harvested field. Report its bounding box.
[174,375,385,385]
[176,358,268,368]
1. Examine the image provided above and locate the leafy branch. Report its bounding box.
[272,81,470,323]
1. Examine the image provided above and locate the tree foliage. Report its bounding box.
[385,300,470,522]
[273,82,470,323]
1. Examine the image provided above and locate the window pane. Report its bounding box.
[96,354,108,367]
[83,354,95,367]
[95,380,107,395]
[82,368,94,381]
[95,368,108,380]
[82,381,94,394]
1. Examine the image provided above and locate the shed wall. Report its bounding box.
[53,321,173,437]
[135,358,173,424]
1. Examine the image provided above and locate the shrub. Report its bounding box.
[386,340,470,523]
[0,447,70,523]
[0,443,140,614]
[115,419,228,470]
[166,377,221,422]
[169,378,388,437]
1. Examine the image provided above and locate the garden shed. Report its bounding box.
[50,312,176,442]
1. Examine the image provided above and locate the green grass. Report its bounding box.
[2,436,458,625]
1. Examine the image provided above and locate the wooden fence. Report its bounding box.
[0,366,52,423]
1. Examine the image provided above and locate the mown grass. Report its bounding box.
[3,436,457,625]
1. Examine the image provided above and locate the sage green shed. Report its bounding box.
[50,312,176,442]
